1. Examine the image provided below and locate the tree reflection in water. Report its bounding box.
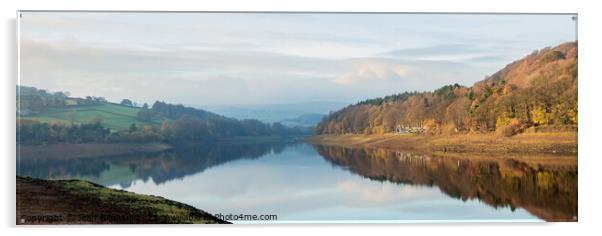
[18,140,577,222]
[18,140,296,188]
[313,144,577,222]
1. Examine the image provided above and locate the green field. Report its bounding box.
[19,103,163,131]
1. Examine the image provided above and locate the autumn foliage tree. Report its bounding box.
[316,42,578,136]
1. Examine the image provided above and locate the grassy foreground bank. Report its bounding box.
[16,176,229,224]
[308,132,577,155]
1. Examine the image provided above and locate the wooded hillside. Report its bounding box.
[315,42,578,136]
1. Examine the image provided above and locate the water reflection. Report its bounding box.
[313,145,577,221]
[18,140,295,188]
[17,140,577,222]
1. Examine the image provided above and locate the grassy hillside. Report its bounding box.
[16,176,229,224]
[18,97,310,145]
[19,103,162,131]
[316,42,577,136]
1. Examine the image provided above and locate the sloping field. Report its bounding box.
[19,103,162,131]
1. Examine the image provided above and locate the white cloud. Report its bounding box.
[334,59,412,85]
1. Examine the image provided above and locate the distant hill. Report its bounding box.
[281,113,325,127]
[205,101,346,124]
[316,42,578,135]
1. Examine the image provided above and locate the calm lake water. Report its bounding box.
[18,139,577,223]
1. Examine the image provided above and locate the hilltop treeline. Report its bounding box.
[316,42,578,136]
[140,101,308,142]
[17,86,110,115]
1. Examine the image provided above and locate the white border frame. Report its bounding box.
[3,0,601,236]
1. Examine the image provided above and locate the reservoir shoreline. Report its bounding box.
[307,132,578,155]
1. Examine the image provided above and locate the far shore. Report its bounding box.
[17,135,307,161]
[307,132,578,155]
[17,132,576,161]
[17,142,173,160]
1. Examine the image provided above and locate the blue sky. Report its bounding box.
[19,12,576,107]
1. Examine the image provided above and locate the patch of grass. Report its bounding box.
[20,103,163,131]
[17,176,228,224]
[57,180,220,223]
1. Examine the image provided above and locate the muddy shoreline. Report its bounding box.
[307,132,578,155]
